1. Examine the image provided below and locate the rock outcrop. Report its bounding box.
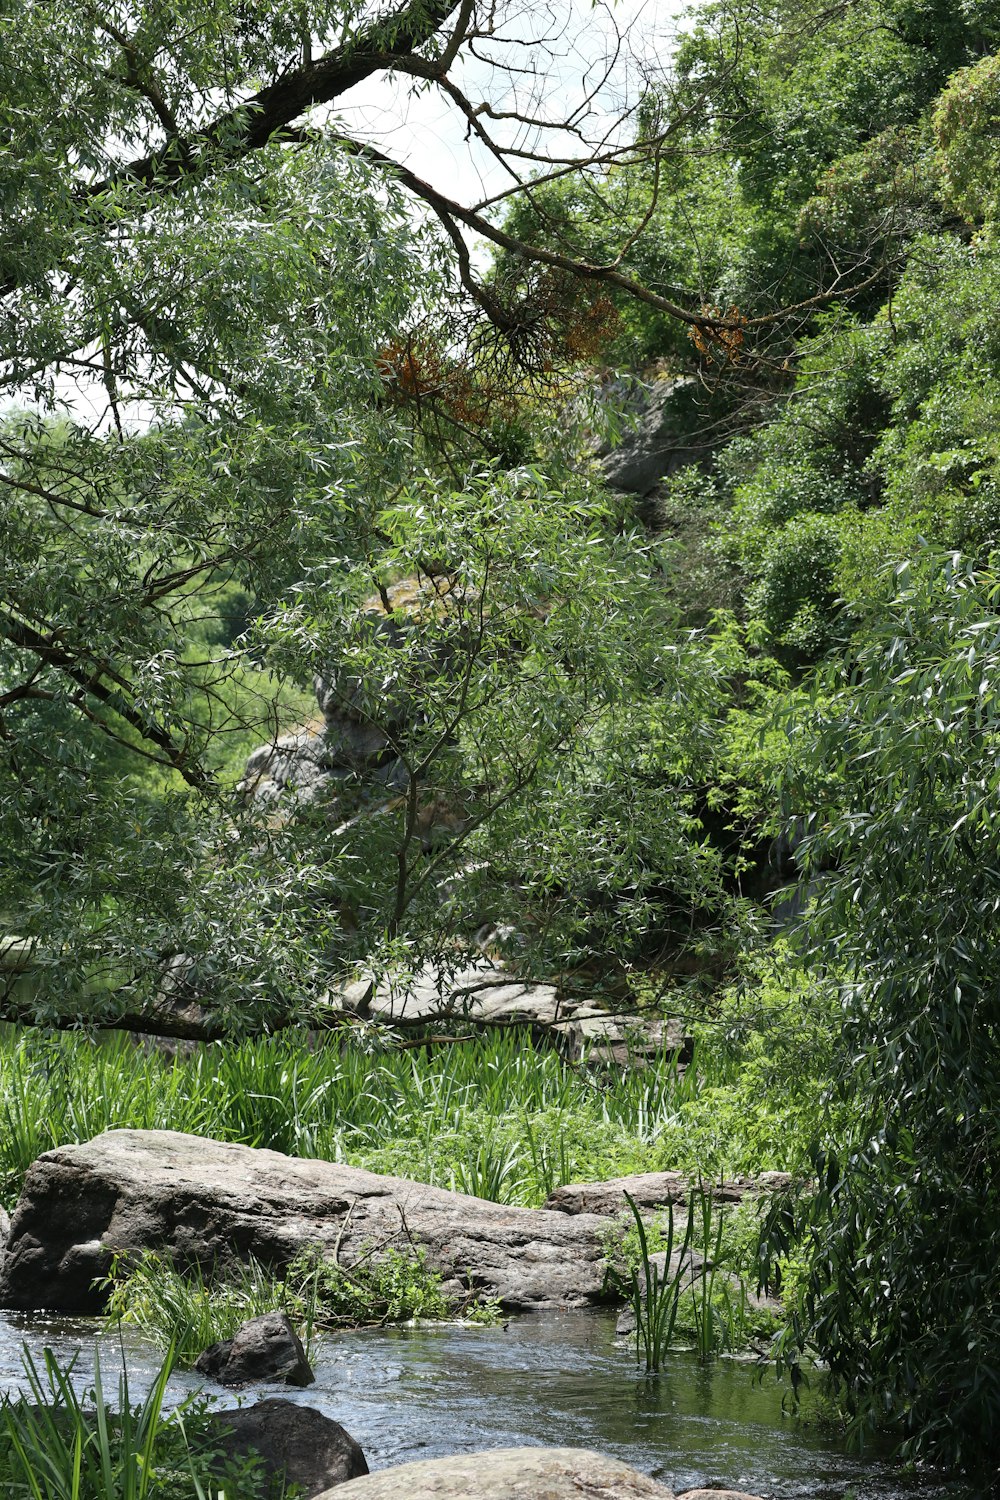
[0,1130,613,1313]
[335,962,686,1061]
[195,1311,314,1388]
[238,574,453,809]
[317,1447,674,1498]
[597,378,701,499]
[207,1398,367,1496]
[543,1172,795,1217]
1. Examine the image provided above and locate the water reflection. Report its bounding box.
[0,1307,971,1500]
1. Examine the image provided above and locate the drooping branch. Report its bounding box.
[335,136,850,335]
[0,0,462,303]
[0,610,214,790]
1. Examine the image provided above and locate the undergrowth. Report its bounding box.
[0,1022,822,1215]
[102,1245,501,1365]
[0,1347,283,1499]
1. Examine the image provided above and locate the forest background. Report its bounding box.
[3,0,1000,1477]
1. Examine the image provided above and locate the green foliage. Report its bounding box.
[764,552,1000,1473]
[0,1029,792,1215]
[0,1347,279,1500]
[283,1245,496,1327]
[746,513,845,664]
[102,1242,494,1363]
[934,50,1000,224]
[102,1253,310,1368]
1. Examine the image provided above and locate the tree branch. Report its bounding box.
[0,610,214,790]
[86,0,462,196]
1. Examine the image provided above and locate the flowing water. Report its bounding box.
[0,1307,973,1499]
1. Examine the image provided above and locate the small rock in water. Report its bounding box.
[317,1445,675,1498]
[208,1398,367,1496]
[195,1311,314,1387]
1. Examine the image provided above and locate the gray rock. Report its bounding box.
[195,1311,314,1387]
[333,960,685,1061]
[240,575,465,807]
[544,1173,690,1216]
[0,1205,9,1264]
[319,1446,673,1498]
[677,1492,767,1500]
[543,1171,796,1217]
[207,1398,367,1496]
[0,1130,613,1313]
[599,378,700,497]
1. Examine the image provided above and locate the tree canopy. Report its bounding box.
[9,0,1000,1475]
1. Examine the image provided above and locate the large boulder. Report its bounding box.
[206,1398,367,1497]
[0,1130,613,1314]
[317,1447,673,1498]
[195,1311,314,1388]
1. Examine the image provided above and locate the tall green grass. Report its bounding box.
[0,1346,281,1499]
[102,1243,498,1365]
[0,1025,784,1215]
[607,1188,769,1370]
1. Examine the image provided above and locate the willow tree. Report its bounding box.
[0,0,760,1033]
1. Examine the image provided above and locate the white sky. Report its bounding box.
[337,0,691,210]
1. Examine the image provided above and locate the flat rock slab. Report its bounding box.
[337,962,685,1060]
[0,1130,613,1314]
[543,1172,795,1217]
[320,1447,674,1498]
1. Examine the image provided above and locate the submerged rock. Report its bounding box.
[195,1311,314,1388]
[0,1129,613,1313]
[207,1398,367,1496]
[318,1446,674,1498]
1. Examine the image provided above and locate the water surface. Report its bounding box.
[0,1308,971,1499]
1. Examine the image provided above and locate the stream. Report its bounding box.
[0,1307,974,1499]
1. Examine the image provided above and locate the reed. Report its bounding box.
[607,1191,695,1372]
[0,1027,744,1213]
[0,1345,279,1499]
[608,1186,760,1371]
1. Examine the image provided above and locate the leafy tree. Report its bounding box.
[0,0,765,1034]
[765,551,1000,1474]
